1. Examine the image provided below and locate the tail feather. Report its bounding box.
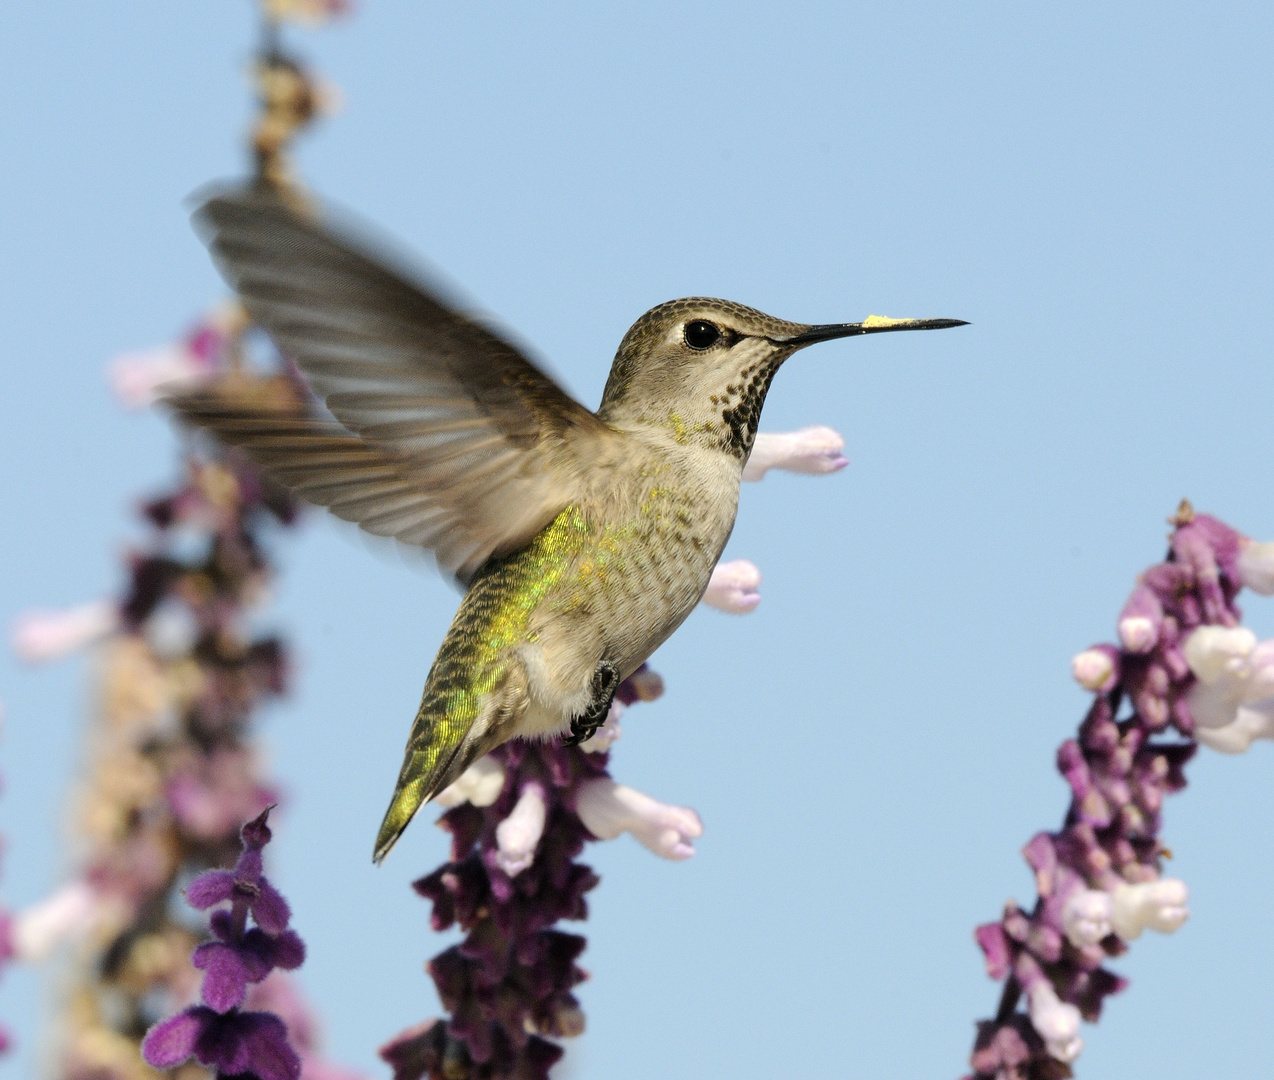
[372,661,528,864]
[372,737,470,864]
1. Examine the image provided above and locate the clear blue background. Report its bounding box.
[2,2,1273,1077]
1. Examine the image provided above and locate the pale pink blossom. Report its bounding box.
[1183,626,1258,685]
[1026,982,1082,1064]
[1110,878,1189,940]
[10,600,117,664]
[1070,645,1119,692]
[108,343,211,410]
[1192,703,1274,754]
[1117,584,1163,653]
[1183,627,1274,751]
[742,426,848,481]
[575,778,702,859]
[1238,538,1274,595]
[434,756,506,809]
[13,881,102,962]
[623,666,665,702]
[493,782,547,877]
[701,559,761,614]
[1060,888,1113,948]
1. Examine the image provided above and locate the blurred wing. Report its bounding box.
[190,185,612,581]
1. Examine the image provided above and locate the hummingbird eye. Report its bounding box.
[683,320,721,350]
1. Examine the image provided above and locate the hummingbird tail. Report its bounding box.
[372,662,529,864]
[372,742,465,864]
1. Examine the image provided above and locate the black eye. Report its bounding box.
[684,320,721,350]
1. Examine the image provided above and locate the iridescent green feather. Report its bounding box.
[372,507,595,861]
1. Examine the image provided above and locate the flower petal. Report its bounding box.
[141,1007,211,1069]
[193,941,252,1012]
[186,870,237,910]
[235,1011,304,1080]
[10,601,118,664]
[252,877,293,934]
[700,559,761,614]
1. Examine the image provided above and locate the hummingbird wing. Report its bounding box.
[186,185,612,583]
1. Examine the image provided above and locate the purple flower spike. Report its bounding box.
[967,504,1264,1077]
[393,667,691,1079]
[144,808,306,1074]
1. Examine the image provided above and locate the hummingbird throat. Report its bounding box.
[709,354,786,457]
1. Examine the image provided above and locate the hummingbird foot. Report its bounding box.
[563,660,620,746]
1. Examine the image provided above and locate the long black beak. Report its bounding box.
[776,316,968,348]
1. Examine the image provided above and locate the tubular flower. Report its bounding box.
[576,779,702,859]
[10,600,118,665]
[701,559,762,614]
[741,425,848,481]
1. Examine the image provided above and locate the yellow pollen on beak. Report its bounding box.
[860,314,912,328]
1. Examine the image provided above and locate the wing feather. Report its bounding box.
[188,185,614,581]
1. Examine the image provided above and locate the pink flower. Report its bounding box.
[1109,878,1189,940]
[575,779,702,859]
[167,748,279,843]
[10,600,117,664]
[433,756,506,808]
[1117,584,1163,653]
[1238,539,1274,595]
[701,559,761,614]
[493,782,547,877]
[742,426,848,481]
[1026,981,1082,1064]
[12,882,102,962]
[1071,645,1120,692]
[108,343,211,409]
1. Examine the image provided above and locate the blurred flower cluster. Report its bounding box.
[10,312,366,1080]
[379,426,845,1080]
[967,503,1274,1079]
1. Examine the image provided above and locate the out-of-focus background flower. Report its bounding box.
[2,3,1273,1078]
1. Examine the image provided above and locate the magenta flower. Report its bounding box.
[142,808,304,1080]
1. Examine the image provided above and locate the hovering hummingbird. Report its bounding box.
[175,186,966,862]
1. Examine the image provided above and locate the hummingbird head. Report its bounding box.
[597,297,965,458]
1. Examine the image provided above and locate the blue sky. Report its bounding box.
[2,2,1273,1077]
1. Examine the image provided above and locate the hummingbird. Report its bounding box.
[174,185,966,862]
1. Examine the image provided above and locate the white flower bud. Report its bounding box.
[1238,540,1274,595]
[701,559,761,614]
[1061,888,1114,948]
[493,782,547,877]
[742,426,848,481]
[575,778,702,859]
[1071,648,1117,692]
[1183,626,1256,684]
[434,756,506,809]
[1110,878,1189,940]
[11,601,118,664]
[1027,982,1083,1064]
[14,882,101,962]
[1117,617,1155,653]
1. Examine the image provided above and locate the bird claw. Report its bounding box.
[564,660,620,746]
